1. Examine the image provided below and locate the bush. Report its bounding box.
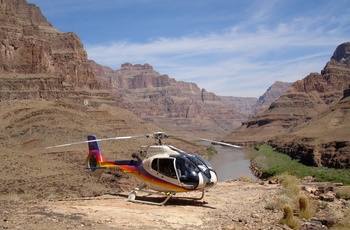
[237,174,256,183]
[298,194,311,219]
[206,146,218,157]
[264,173,301,211]
[279,204,301,230]
[335,186,350,200]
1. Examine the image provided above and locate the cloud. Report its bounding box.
[29,0,349,97]
[86,11,348,97]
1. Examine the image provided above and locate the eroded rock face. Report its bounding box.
[90,60,294,136]
[90,62,249,136]
[225,42,350,168]
[331,42,350,63]
[0,0,100,101]
[256,81,293,112]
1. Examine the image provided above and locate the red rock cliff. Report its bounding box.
[0,0,99,94]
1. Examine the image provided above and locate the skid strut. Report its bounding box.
[176,190,205,201]
[127,188,174,206]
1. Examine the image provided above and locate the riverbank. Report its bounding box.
[250,145,350,185]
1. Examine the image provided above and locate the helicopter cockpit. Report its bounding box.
[175,157,200,188]
[150,152,217,190]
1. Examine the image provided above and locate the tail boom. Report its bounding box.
[85,135,140,177]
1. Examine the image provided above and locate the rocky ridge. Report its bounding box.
[224,42,350,168]
[90,61,293,137]
[0,0,114,106]
[90,61,249,137]
[255,81,294,113]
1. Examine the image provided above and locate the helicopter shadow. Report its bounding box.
[108,192,216,209]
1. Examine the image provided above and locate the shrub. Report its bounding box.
[237,174,256,183]
[265,174,301,211]
[279,204,301,230]
[298,194,311,219]
[206,146,218,157]
[275,173,301,207]
[335,186,350,200]
[265,194,293,210]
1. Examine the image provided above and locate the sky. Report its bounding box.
[27,0,350,97]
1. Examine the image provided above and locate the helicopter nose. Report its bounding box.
[204,170,217,188]
[209,170,218,184]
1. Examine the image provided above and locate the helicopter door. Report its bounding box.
[151,158,177,179]
[175,157,200,189]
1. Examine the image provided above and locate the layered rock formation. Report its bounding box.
[219,81,293,118]
[89,59,295,136]
[90,62,250,136]
[0,0,108,104]
[224,42,350,168]
[255,81,293,113]
[219,96,257,118]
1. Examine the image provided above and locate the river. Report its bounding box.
[208,145,256,182]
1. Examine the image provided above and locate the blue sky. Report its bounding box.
[28,0,350,97]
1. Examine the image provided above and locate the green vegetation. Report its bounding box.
[298,194,311,219]
[265,173,316,228]
[265,173,304,211]
[278,204,301,230]
[206,146,218,158]
[251,145,350,185]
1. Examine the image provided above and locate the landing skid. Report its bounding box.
[175,190,205,201]
[127,183,174,206]
[127,184,205,206]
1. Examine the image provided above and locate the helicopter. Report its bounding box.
[47,132,242,205]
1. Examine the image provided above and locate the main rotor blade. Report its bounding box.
[167,135,198,146]
[195,138,243,148]
[46,134,150,149]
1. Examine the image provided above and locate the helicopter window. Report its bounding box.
[175,157,199,183]
[187,155,211,178]
[151,158,177,179]
[195,155,214,169]
[151,159,158,171]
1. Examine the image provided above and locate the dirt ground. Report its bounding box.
[1,181,286,230]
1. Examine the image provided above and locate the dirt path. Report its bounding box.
[1,181,286,230]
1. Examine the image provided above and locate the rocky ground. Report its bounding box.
[2,180,349,230]
[1,181,285,230]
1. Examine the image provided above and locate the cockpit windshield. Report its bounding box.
[168,145,215,183]
[194,155,214,169]
[187,155,212,179]
[175,157,199,183]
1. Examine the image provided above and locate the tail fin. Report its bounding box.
[86,135,105,178]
